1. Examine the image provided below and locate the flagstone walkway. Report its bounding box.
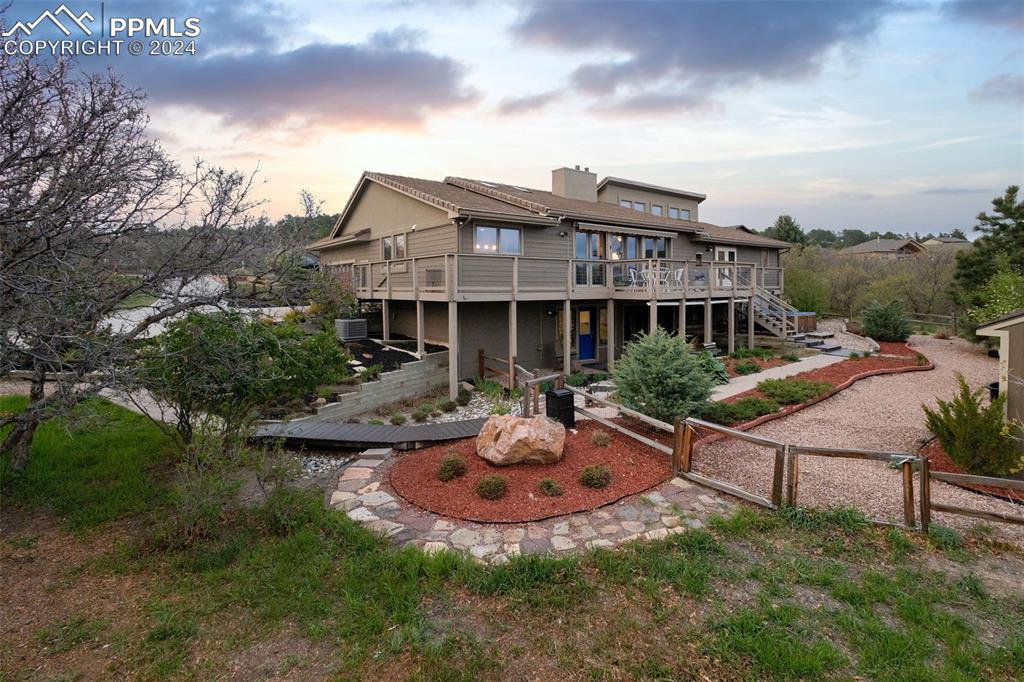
[328,448,736,563]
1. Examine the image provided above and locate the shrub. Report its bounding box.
[612,328,714,422]
[848,351,860,360]
[923,374,1022,477]
[538,478,563,497]
[731,347,774,361]
[861,299,911,342]
[696,351,730,385]
[360,363,383,382]
[439,399,457,413]
[389,414,407,426]
[591,430,611,447]
[475,475,507,500]
[934,327,952,340]
[757,378,832,405]
[915,352,928,366]
[412,406,431,422]
[368,418,385,425]
[490,401,512,416]
[539,379,555,394]
[476,378,505,402]
[566,372,590,387]
[580,464,612,489]
[700,397,779,425]
[437,454,468,482]
[734,360,761,375]
[781,352,800,362]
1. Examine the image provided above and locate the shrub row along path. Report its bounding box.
[696,334,1024,547]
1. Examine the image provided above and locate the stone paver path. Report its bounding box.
[328,448,735,563]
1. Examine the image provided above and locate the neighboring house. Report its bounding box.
[839,238,926,260]
[921,236,970,249]
[977,309,1024,451]
[310,166,792,398]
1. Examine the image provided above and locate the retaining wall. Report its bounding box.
[314,351,449,420]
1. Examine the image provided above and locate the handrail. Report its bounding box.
[684,417,785,449]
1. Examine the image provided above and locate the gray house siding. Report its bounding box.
[408,225,457,256]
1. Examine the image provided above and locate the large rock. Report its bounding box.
[476,415,566,466]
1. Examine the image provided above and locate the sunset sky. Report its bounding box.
[8,0,1024,232]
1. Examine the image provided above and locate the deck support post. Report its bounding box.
[447,301,459,400]
[606,299,615,371]
[415,300,425,358]
[649,300,658,334]
[563,299,572,377]
[704,300,713,345]
[381,299,390,342]
[727,297,736,355]
[748,301,755,349]
[678,302,686,340]
[508,300,518,384]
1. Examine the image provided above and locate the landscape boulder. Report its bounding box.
[476,414,566,466]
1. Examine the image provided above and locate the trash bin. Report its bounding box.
[545,388,575,428]
[988,381,1000,401]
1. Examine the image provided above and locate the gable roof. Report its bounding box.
[323,171,792,250]
[597,176,706,203]
[977,308,1024,334]
[923,236,970,244]
[839,238,925,254]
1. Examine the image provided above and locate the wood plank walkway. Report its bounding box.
[252,417,489,449]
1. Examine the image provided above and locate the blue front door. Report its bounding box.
[578,308,596,361]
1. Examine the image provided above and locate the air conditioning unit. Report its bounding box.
[335,318,368,341]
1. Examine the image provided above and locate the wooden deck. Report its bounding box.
[252,417,488,449]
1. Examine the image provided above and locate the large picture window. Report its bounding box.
[381,234,406,260]
[474,225,521,254]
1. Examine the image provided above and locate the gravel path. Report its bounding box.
[817,317,878,353]
[694,335,1024,546]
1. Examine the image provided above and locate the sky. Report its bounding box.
[5,0,1024,233]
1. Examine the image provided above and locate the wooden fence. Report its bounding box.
[517,366,562,417]
[478,349,514,388]
[560,384,1024,532]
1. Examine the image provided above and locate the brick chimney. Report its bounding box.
[551,165,597,202]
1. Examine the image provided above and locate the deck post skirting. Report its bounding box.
[727,298,736,355]
[704,301,713,345]
[448,301,459,400]
[607,298,615,371]
[563,299,572,376]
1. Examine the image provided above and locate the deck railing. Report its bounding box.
[351,253,779,301]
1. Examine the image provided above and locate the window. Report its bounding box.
[668,207,680,219]
[643,237,667,258]
[394,233,406,259]
[633,201,646,213]
[619,199,632,209]
[382,234,407,260]
[681,209,691,220]
[715,246,737,262]
[474,225,520,254]
[625,236,639,259]
[575,231,604,259]
[382,236,392,260]
[651,204,663,217]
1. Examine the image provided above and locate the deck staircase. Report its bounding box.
[750,286,801,340]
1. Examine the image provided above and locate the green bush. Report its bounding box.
[915,352,928,366]
[923,374,1022,477]
[590,430,611,447]
[437,454,468,482]
[490,401,512,416]
[699,397,779,426]
[389,414,407,426]
[757,378,832,405]
[612,328,714,422]
[781,352,801,362]
[580,464,612,489]
[734,360,761,375]
[565,372,589,387]
[731,347,774,361]
[538,478,563,497]
[861,299,911,342]
[368,418,385,425]
[412,406,431,422]
[439,399,457,413]
[696,351,730,385]
[476,378,505,402]
[360,364,383,382]
[455,386,472,407]
[475,475,508,500]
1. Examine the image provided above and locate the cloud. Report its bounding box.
[592,91,720,115]
[946,1,1024,32]
[918,187,989,195]
[512,1,896,113]
[970,73,1024,104]
[496,90,561,115]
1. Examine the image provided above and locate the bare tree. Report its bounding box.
[0,52,273,469]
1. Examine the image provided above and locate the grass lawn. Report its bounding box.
[1,399,1022,680]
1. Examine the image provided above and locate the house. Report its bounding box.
[976,309,1024,451]
[839,237,926,260]
[309,166,793,398]
[921,236,970,249]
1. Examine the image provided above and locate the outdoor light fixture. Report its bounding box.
[559,230,568,238]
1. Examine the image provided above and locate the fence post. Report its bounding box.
[521,381,530,417]
[672,418,682,476]
[771,446,785,507]
[510,355,518,390]
[784,445,798,507]
[478,348,485,379]
[919,456,931,533]
[901,460,915,528]
[678,422,694,474]
[533,384,540,414]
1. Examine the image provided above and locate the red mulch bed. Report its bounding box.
[725,356,789,378]
[921,439,1024,503]
[388,421,671,523]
